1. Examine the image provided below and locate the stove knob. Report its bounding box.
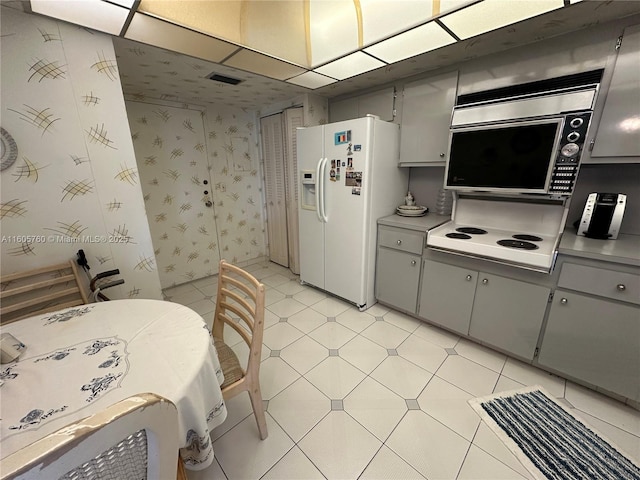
[569,118,584,128]
[567,132,580,142]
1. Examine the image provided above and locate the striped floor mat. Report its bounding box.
[469,386,640,480]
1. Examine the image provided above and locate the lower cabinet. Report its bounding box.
[469,273,550,360]
[418,260,550,359]
[538,290,640,402]
[376,248,421,314]
[418,261,476,335]
[375,225,424,314]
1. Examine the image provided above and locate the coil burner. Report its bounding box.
[456,227,488,235]
[512,234,543,242]
[446,232,472,239]
[497,239,539,250]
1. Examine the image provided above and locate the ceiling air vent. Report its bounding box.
[206,72,243,85]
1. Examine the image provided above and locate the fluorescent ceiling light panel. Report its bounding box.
[103,0,136,8]
[125,13,238,63]
[439,0,565,40]
[309,0,359,67]
[360,0,433,45]
[287,71,337,89]
[223,50,307,81]
[314,51,386,80]
[31,0,129,35]
[364,22,456,63]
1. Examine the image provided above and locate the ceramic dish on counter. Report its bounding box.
[396,205,428,216]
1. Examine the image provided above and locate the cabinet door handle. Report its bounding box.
[411,260,417,266]
[482,278,488,285]
[617,284,626,291]
[466,275,472,281]
[560,298,568,305]
[397,240,402,245]
[439,152,445,158]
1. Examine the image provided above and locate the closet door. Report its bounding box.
[283,107,303,274]
[260,114,289,267]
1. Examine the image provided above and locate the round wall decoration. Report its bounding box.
[1,127,18,171]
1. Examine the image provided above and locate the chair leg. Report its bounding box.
[248,385,268,440]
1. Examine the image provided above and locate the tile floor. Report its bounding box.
[163,261,640,480]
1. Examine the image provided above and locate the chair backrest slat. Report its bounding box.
[0,260,88,325]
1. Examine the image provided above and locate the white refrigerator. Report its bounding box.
[297,116,409,310]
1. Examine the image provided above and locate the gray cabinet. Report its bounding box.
[538,259,640,401]
[418,260,549,359]
[418,261,476,335]
[330,88,395,123]
[469,273,550,360]
[398,71,458,166]
[375,226,424,314]
[588,24,640,162]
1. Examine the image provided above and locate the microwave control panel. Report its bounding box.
[548,111,592,195]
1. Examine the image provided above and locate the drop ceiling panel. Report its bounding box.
[315,51,385,80]
[138,0,243,44]
[223,49,307,81]
[440,0,565,40]
[364,21,456,63]
[125,13,238,63]
[287,71,337,89]
[360,0,434,45]
[31,0,129,36]
[309,0,359,67]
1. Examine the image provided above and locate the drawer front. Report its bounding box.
[378,226,424,255]
[559,263,640,305]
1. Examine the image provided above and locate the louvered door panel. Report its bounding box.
[260,114,289,267]
[283,107,303,274]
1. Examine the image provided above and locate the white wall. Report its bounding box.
[0,6,162,299]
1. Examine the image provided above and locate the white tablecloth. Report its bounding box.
[0,299,227,470]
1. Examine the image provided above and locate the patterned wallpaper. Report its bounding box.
[0,7,162,300]
[126,99,266,287]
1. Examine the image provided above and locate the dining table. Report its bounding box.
[0,299,227,471]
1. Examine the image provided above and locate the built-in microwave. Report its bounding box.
[444,86,597,197]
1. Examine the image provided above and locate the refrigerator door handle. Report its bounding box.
[319,157,328,223]
[315,157,324,222]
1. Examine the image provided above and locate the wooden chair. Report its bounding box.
[1,393,179,480]
[212,259,268,439]
[0,261,89,325]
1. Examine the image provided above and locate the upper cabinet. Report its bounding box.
[398,71,458,166]
[329,87,395,123]
[587,24,640,163]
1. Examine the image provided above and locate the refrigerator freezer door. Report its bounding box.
[322,118,371,306]
[297,127,325,290]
